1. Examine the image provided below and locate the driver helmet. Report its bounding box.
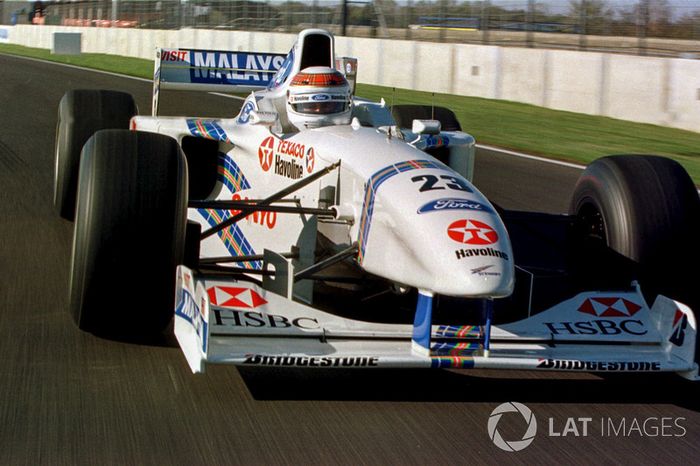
[286,66,352,131]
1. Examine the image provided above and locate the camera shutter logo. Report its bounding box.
[487,402,537,452]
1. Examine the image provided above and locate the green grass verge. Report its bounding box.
[0,43,153,78]
[2,42,699,182]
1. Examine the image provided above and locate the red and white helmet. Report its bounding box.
[286,66,352,130]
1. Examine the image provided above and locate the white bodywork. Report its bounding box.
[133,29,697,380]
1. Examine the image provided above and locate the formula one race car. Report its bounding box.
[54,29,700,380]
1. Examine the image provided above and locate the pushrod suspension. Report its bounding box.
[189,200,334,217]
[294,244,358,281]
[200,161,340,240]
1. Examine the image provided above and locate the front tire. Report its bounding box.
[54,90,137,221]
[569,155,699,306]
[70,130,188,336]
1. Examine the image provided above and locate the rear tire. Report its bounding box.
[391,104,462,132]
[54,90,137,221]
[70,130,188,336]
[569,155,700,308]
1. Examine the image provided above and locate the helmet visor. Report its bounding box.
[292,101,348,115]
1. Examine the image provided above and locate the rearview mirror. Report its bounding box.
[412,119,441,135]
[250,110,278,126]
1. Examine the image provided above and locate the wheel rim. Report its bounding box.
[578,202,607,243]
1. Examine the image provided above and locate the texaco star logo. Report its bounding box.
[306,147,315,173]
[447,219,499,245]
[258,136,275,172]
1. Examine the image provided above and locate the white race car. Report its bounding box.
[54,29,699,380]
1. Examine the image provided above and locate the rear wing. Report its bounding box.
[152,48,287,116]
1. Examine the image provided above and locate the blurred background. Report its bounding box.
[2,0,700,57]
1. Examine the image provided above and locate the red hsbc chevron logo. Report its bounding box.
[577,297,642,318]
[207,286,267,309]
[672,309,684,327]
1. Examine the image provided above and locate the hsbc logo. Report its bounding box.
[207,286,319,330]
[544,319,647,336]
[208,286,267,309]
[258,136,275,171]
[546,297,648,337]
[578,297,642,318]
[447,219,498,245]
[213,309,319,330]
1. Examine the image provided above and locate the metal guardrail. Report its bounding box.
[2,0,700,58]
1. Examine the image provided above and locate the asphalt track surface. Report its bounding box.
[0,53,698,465]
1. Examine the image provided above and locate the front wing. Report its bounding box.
[174,266,699,380]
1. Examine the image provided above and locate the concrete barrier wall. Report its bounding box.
[607,55,667,126]
[6,24,700,133]
[547,51,604,115]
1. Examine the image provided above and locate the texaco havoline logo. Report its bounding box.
[258,136,275,172]
[487,402,537,452]
[305,147,315,173]
[447,219,499,245]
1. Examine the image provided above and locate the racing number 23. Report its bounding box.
[411,174,473,193]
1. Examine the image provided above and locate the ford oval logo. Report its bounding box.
[417,198,493,215]
[312,94,330,101]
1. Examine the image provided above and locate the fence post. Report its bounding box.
[243,1,248,30]
[177,0,182,29]
[341,0,348,36]
[439,0,446,42]
[111,0,117,25]
[481,0,490,45]
[637,0,649,56]
[526,0,535,48]
[401,0,410,40]
[579,0,587,50]
[285,0,291,32]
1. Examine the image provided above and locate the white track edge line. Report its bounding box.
[475,144,586,170]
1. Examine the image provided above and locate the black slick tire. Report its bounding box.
[69,130,188,336]
[54,90,137,221]
[569,155,700,308]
